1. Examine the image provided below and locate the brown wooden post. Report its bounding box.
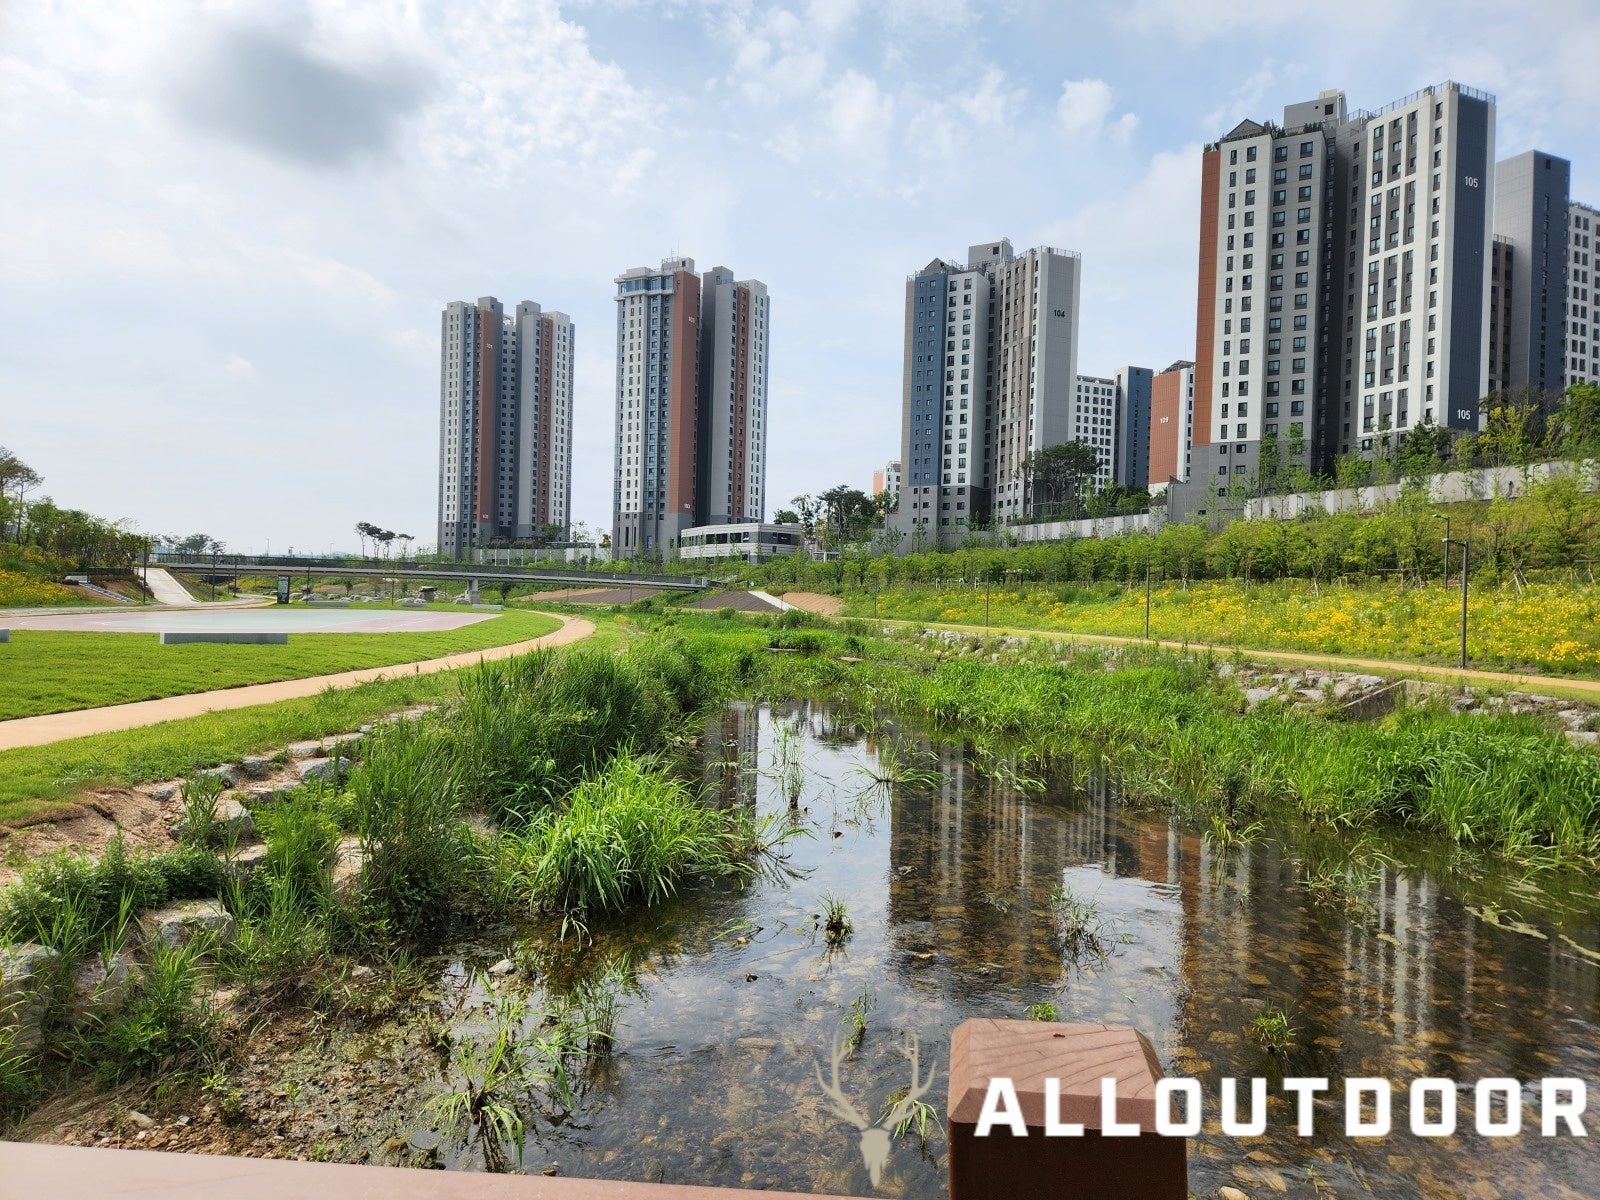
[946,1019,1187,1200]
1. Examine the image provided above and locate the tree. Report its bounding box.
[817,484,876,545]
[1021,441,1099,518]
[1475,387,1552,467]
[790,494,824,539]
[1553,382,1600,461]
[1395,423,1453,477]
[167,532,223,555]
[772,508,800,525]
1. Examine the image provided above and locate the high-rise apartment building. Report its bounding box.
[1114,366,1153,491]
[437,297,573,558]
[898,239,1081,544]
[612,257,771,556]
[1569,201,1598,386]
[1180,81,1495,512]
[698,268,771,526]
[1148,360,1197,487]
[1492,150,1570,396]
[871,460,902,500]
[1073,375,1119,492]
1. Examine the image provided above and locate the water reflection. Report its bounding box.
[456,703,1600,1198]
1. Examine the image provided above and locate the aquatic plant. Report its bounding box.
[1025,1002,1060,1022]
[1247,1003,1296,1057]
[505,754,765,937]
[428,976,596,1171]
[176,773,227,849]
[843,986,874,1052]
[82,936,217,1083]
[1049,882,1115,963]
[815,1030,933,1186]
[0,835,223,956]
[821,894,853,947]
[347,718,476,936]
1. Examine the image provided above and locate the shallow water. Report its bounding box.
[438,701,1600,1198]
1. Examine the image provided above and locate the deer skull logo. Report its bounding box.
[813,1032,935,1186]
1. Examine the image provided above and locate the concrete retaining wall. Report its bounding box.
[1001,511,1157,544]
[1243,460,1598,520]
[159,632,289,646]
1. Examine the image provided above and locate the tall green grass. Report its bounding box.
[502,754,760,933]
[765,631,1600,867]
[348,718,476,937]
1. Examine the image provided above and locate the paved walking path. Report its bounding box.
[777,595,1600,702]
[138,566,204,606]
[0,613,595,752]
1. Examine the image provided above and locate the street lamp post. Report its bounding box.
[210,549,218,601]
[1442,536,1469,671]
[1434,514,1450,586]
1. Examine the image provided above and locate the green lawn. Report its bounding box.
[0,617,623,828]
[0,609,561,720]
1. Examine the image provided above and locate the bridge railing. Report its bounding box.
[152,555,708,590]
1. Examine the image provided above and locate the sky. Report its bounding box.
[2,0,1597,554]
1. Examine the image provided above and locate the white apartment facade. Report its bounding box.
[613,257,771,557]
[1072,375,1119,492]
[898,240,1083,544]
[1571,201,1599,386]
[1173,82,1496,520]
[697,268,771,526]
[437,296,574,558]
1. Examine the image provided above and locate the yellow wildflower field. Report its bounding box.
[846,579,1600,674]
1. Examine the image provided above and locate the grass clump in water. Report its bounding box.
[504,754,766,937]
[1246,1003,1295,1058]
[821,894,852,947]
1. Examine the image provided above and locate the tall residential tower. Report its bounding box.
[612,257,771,556]
[1175,81,1495,516]
[1569,201,1598,386]
[898,239,1082,544]
[1491,150,1570,397]
[437,297,574,558]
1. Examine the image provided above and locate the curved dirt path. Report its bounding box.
[778,593,1600,703]
[0,613,594,751]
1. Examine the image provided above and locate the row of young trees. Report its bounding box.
[353,521,415,560]
[740,470,1600,591]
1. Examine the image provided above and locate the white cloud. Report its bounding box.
[1116,0,1319,42]
[1057,77,1137,142]
[826,70,894,159]
[1202,58,1301,133]
[221,353,260,382]
[1036,145,1203,372]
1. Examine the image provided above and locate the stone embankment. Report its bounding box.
[0,709,412,1052]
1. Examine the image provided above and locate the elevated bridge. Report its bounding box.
[154,555,710,592]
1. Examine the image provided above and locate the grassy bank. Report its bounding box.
[0,617,618,828]
[0,610,562,720]
[0,569,101,608]
[735,615,1600,866]
[834,578,1600,676]
[0,624,776,1135]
